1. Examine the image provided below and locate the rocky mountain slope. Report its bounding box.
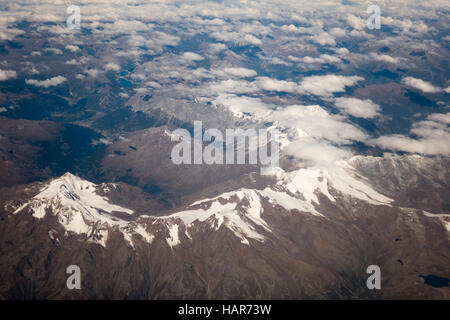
[1,155,449,299]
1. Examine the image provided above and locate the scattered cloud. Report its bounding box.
[0,69,17,81]
[370,112,450,155]
[105,62,120,72]
[252,75,363,97]
[312,32,336,46]
[213,94,368,165]
[370,53,402,64]
[86,69,100,77]
[302,54,342,64]
[65,45,80,52]
[25,76,67,88]
[334,97,381,119]
[402,77,443,93]
[330,27,346,37]
[1,0,448,167]
[255,77,298,93]
[44,48,63,55]
[346,14,366,30]
[180,52,204,62]
[211,31,262,46]
[209,43,227,51]
[298,75,364,97]
[223,67,257,78]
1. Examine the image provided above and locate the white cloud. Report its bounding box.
[66,59,78,65]
[280,24,309,33]
[249,75,364,97]
[0,69,17,81]
[146,81,161,89]
[271,105,368,145]
[346,14,366,30]
[213,94,272,120]
[312,32,336,46]
[334,47,349,55]
[214,96,368,165]
[370,53,402,64]
[134,88,147,94]
[402,77,443,93]
[180,52,204,62]
[131,73,146,81]
[210,43,227,51]
[302,54,342,64]
[299,75,364,96]
[125,31,180,54]
[208,79,258,94]
[44,48,63,55]
[334,97,381,119]
[242,34,262,45]
[26,76,67,88]
[211,31,261,46]
[65,45,80,52]
[21,62,39,75]
[348,29,372,39]
[255,77,298,93]
[105,62,120,72]
[383,16,429,33]
[213,94,368,166]
[0,16,24,41]
[223,67,257,78]
[330,27,346,37]
[370,112,450,155]
[427,113,450,124]
[260,56,292,66]
[86,69,100,77]
[284,139,353,165]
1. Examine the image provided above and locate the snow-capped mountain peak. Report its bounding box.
[13,173,154,247]
[15,172,134,219]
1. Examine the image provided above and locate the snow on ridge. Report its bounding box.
[422,211,450,234]
[157,189,269,245]
[156,159,393,245]
[283,162,393,207]
[134,225,155,244]
[166,224,180,248]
